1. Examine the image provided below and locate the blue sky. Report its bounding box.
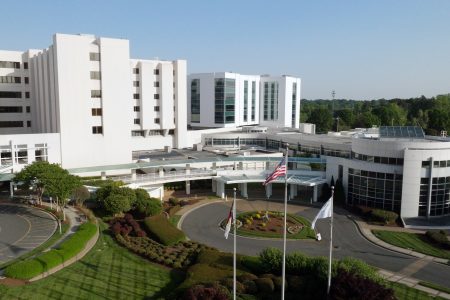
[2,0,449,100]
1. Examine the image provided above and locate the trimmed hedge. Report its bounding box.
[5,222,97,280]
[371,209,398,224]
[144,214,186,246]
[426,230,450,250]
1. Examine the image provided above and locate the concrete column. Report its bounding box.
[313,185,318,203]
[216,181,225,199]
[159,166,164,178]
[212,162,217,171]
[101,172,106,180]
[241,183,248,198]
[131,169,136,181]
[238,162,244,170]
[186,180,191,195]
[290,184,297,199]
[10,181,14,198]
[186,164,191,175]
[265,161,270,170]
[265,183,272,198]
[427,157,433,219]
[212,179,217,192]
[233,162,237,170]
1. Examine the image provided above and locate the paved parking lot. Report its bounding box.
[0,204,57,265]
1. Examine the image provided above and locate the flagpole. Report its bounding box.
[233,187,237,300]
[327,186,334,296]
[281,143,289,300]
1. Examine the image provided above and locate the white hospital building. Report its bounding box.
[0,33,449,221]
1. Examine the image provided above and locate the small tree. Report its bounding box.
[104,194,131,215]
[334,179,346,206]
[134,188,162,217]
[72,186,90,206]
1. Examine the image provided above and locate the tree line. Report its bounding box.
[300,94,450,135]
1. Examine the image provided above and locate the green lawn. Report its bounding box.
[373,230,450,259]
[0,222,183,300]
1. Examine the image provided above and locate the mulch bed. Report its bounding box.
[0,277,28,287]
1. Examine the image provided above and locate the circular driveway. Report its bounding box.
[0,204,57,265]
[181,200,450,289]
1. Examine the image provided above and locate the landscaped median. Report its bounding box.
[4,221,98,281]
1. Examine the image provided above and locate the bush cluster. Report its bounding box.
[115,234,205,269]
[5,222,97,280]
[426,230,450,250]
[144,214,186,246]
[110,213,146,237]
[370,209,399,225]
[182,282,230,300]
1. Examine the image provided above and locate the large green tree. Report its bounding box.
[307,107,334,133]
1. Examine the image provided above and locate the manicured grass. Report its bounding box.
[419,281,450,295]
[388,281,441,300]
[0,222,182,299]
[373,230,450,259]
[144,214,186,246]
[0,222,69,269]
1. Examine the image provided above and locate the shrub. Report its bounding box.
[104,194,131,215]
[330,270,395,300]
[238,273,258,283]
[370,209,398,224]
[242,280,258,294]
[5,222,97,280]
[285,252,308,275]
[72,186,90,206]
[168,205,181,216]
[259,248,282,274]
[182,283,230,300]
[426,230,450,249]
[337,257,380,282]
[287,275,303,292]
[272,276,286,291]
[169,197,179,206]
[254,277,274,293]
[97,185,136,215]
[240,256,265,274]
[144,214,186,246]
[220,278,245,294]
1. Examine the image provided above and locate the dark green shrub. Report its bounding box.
[4,259,44,279]
[254,277,275,293]
[169,197,179,206]
[220,278,245,294]
[287,275,303,292]
[242,280,258,294]
[285,252,308,275]
[144,214,186,246]
[272,276,287,291]
[337,257,380,282]
[259,247,282,274]
[238,273,258,282]
[240,256,265,274]
[330,270,395,300]
[182,283,230,300]
[370,209,398,224]
[426,230,450,249]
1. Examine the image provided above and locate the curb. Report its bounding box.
[177,199,224,230]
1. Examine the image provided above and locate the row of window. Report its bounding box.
[418,176,450,216]
[0,61,28,69]
[133,81,162,88]
[0,145,47,165]
[422,160,450,168]
[0,121,31,128]
[0,91,30,98]
[0,106,30,113]
[133,68,160,75]
[0,76,29,84]
[351,151,404,166]
[291,82,297,127]
[133,93,160,100]
[263,82,279,121]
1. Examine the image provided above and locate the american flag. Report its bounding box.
[263,157,287,186]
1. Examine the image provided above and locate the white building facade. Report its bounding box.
[0,33,188,170]
[187,72,300,129]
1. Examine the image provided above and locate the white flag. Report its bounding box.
[224,202,234,239]
[311,197,332,229]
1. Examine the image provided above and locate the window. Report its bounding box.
[35,144,48,161]
[0,61,20,69]
[173,82,176,88]
[154,118,160,124]
[92,126,103,134]
[0,106,23,113]
[243,80,248,122]
[0,76,21,83]
[26,106,30,113]
[154,69,159,75]
[133,68,139,74]
[91,108,102,116]
[134,118,140,125]
[27,121,31,127]
[90,71,101,80]
[154,106,160,112]
[133,81,139,87]
[154,94,159,100]
[25,92,30,99]
[133,93,140,99]
[91,90,101,98]
[15,145,28,164]
[149,130,163,136]
[24,77,29,84]
[89,52,100,61]
[0,121,23,128]
[154,81,160,87]
[133,106,140,112]
[24,62,29,69]
[0,91,21,98]
[131,130,145,137]
[168,129,175,135]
